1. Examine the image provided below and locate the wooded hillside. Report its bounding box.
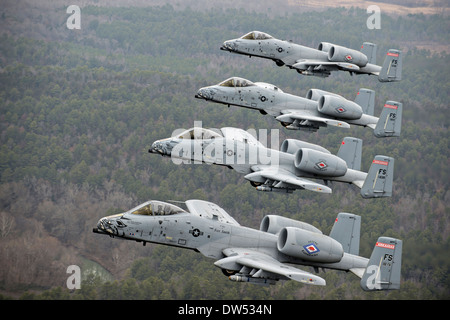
[0,1,448,300]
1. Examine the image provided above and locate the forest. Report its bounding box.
[0,1,448,301]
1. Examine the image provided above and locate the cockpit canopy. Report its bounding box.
[240,31,273,40]
[218,77,255,88]
[176,127,223,140]
[172,126,261,146]
[130,201,185,216]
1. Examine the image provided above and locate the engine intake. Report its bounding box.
[318,95,363,120]
[317,42,333,52]
[305,88,343,101]
[281,139,330,155]
[328,45,368,67]
[260,215,322,235]
[277,227,344,263]
[294,148,347,177]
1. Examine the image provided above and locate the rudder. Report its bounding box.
[337,137,362,171]
[360,237,402,291]
[361,155,394,198]
[374,101,402,138]
[329,212,361,255]
[379,49,402,82]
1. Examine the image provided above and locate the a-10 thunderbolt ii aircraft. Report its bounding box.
[93,199,402,290]
[196,77,403,136]
[149,127,395,198]
[220,31,402,82]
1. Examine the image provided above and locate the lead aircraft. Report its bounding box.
[149,127,395,198]
[93,199,402,290]
[196,76,402,136]
[221,31,402,82]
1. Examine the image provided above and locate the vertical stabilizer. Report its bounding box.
[361,237,402,291]
[329,213,361,255]
[373,101,402,138]
[337,137,362,171]
[360,156,394,198]
[379,49,402,82]
[354,88,375,115]
[360,42,377,65]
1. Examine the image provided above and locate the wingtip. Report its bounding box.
[303,277,326,286]
[290,273,326,286]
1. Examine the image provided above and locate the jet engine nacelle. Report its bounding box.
[305,88,343,102]
[294,148,347,177]
[281,139,330,155]
[328,44,368,67]
[260,215,322,235]
[277,227,344,263]
[318,95,363,120]
[317,42,333,52]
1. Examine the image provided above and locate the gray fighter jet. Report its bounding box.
[221,31,402,82]
[196,77,402,136]
[93,199,402,290]
[149,127,395,198]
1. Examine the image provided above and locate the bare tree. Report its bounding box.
[0,212,14,238]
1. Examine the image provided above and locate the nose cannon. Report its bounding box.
[149,138,175,156]
[220,40,237,52]
[149,140,170,155]
[195,87,216,100]
[93,217,115,235]
[93,214,125,236]
[149,141,162,154]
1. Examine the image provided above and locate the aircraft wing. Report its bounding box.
[185,199,240,226]
[216,248,326,286]
[292,59,361,72]
[276,111,351,128]
[246,167,332,194]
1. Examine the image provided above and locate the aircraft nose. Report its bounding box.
[94,217,113,234]
[93,213,125,235]
[195,88,206,99]
[149,141,162,154]
[149,140,171,156]
[195,87,215,100]
[221,40,237,51]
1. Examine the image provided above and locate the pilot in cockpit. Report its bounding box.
[130,201,185,216]
[240,31,273,40]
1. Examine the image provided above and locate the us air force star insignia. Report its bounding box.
[190,228,203,237]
